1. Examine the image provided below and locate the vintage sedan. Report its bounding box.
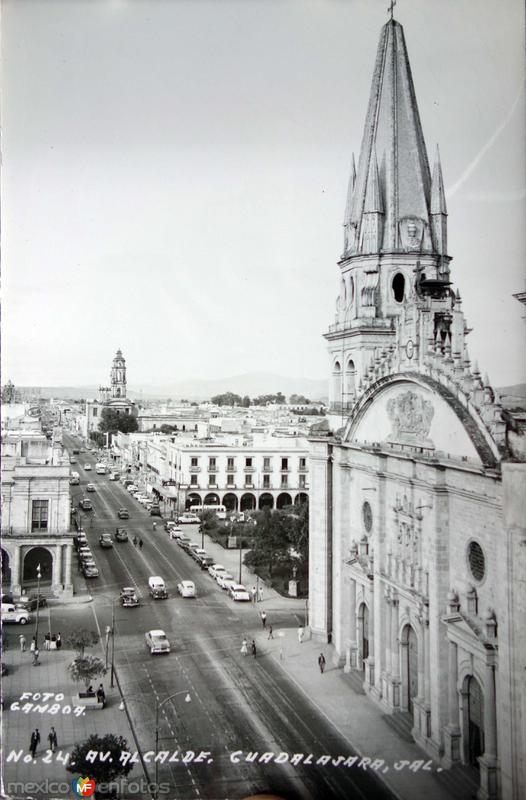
[114,527,129,542]
[117,508,130,520]
[120,587,139,607]
[177,581,196,598]
[208,564,226,580]
[99,533,113,548]
[145,629,170,654]
[229,584,251,602]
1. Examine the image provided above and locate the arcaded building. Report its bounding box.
[308,15,525,800]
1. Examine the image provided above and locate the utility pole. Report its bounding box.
[110,600,115,688]
[34,564,42,649]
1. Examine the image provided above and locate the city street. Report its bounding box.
[3,433,394,800]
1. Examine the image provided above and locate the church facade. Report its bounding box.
[82,349,137,438]
[309,16,525,800]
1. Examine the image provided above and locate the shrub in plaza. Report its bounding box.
[244,503,309,585]
[67,733,134,786]
[67,654,107,690]
[65,629,99,657]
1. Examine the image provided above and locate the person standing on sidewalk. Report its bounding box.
[48,727,58,753]
[297,626,304,644]
[240,638,248,656]
[267,624,274,640]
[139,539,143,550]
[260,611,267,629]
[44,632,51,651]
[30,637,36,653]
[19,634,26,652]
[318,653,326,674]
[258,586,264,603]
[56,632,62,650]
[251,586,257,604]
[32,647,40,666]
[251,639,257,658]
[30,729,40,758]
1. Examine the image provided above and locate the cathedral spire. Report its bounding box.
[430,144,448,255]
[348,17,433,256]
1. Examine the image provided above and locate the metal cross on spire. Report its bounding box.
[388,0,397,21]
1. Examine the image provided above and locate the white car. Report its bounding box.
[178,513,200,524]
[229,584,251,602]
[145,629,170,654]
[169,526,183,540]
[216,572,236,590]
[126,484,138,493]
[1,604,32,625]
[177,581,196,598]
[208,564,226,579]
[84,463,92,470]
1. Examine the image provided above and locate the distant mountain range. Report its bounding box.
[16,372,329,403]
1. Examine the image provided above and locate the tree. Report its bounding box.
[98,408,138,434]
[67,733,134,785]
[210,391,243,406]
[289,393,311,405]
[89,431,106,448]
[65,629,99,657]
[67,655,107,690]
[244,508,293,577]
[241,395,251,407]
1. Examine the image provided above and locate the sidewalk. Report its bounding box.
[2,646,143,798]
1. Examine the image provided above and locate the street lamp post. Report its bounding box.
[110,600,116,688]
[34,563,42,650]
[154,690,191,798]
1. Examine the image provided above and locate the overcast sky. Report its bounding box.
[2,0,525,389]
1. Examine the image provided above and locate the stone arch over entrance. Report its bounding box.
[1,548,11,587]
[187,492,202,508]
[240,493,256,512]
[358,602,369,669]
[258,493,274,510]
[204,493,220,506]
[462,674,485,769]
[294,492,308,506]
[222,493,238,512]
[23,546,53,588]
[276,493,292,509]
[401,624,419,714]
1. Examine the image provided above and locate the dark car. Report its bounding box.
[198,555,215,570]
[114,527,129,542]
[117,508,129,519]
[149,505,162,517]
[79,498,93,511]
[3,593,47,611]
[99,533,113,548]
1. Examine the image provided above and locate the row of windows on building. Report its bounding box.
[188,472,308,489]
[187,456,307,471]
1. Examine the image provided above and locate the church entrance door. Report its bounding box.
[467,676,484,768]
[359,603,369,669]
[406,626,418,713]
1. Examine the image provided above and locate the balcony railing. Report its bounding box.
[262,465,273,472]
[244,466,255,473]
[280,467,290,472]
[189,465,201,472]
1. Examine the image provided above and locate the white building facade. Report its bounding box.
[309,16,525,800]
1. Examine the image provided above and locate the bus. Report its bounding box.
[190,504,227,520]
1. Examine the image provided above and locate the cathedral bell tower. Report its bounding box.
[111,349,127,399]
[326,15,450,417]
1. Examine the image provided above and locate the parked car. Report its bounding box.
[99,533,113,548]
[150,505,162,517]
[70,456,77,464]
[177,581,196,598]
[84,463,92,471]
[79,498,93,511]
[114,527,129,542]
[197,554,215,570]
[117,508,129,519]
[164,520,177,532]
[208,564,226,579]
[86,483,96,492]
[169,527,183,540]
[229,584,251,602]
[82,564,100,578]
[1,604,32,624]
[148,576,168,599]
[120,587,139,607]
[177,512,200,524]
[217,572,236,590]
[176,535,192,549]
[191,548,207,563]
[14,594,47,611]
[145,629,170,654]
[126,484,138,493]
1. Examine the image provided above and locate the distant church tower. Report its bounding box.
[326,17,449,417]
[111,349,127,399]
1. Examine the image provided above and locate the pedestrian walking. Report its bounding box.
[279,646,284,661]
[318,653,326,674]
[139,539,143,550]
[152,522,157,531]
[56,632,62,650]
[48,727,58,753]
[240,638,248,657]
[50,635,57,651]
[96,684,106,706]
[44,633,51,651]
[133,536,138,547]
[30,729,40,758]
[32,647,40,666]
[251,586,257,604]
[258,586,264,603]
[30,637,36,652]
[260,611,267,629]
[297,626,304,644]
[267,624,274,639]
[19,634,26,652]
[251,639,257,658]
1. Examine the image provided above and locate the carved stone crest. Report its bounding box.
[385,390,435,448]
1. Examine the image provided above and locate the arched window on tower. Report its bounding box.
[346,359,356,403]
[332,361,342,409]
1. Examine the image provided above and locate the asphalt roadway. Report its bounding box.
[54,435,395,800]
